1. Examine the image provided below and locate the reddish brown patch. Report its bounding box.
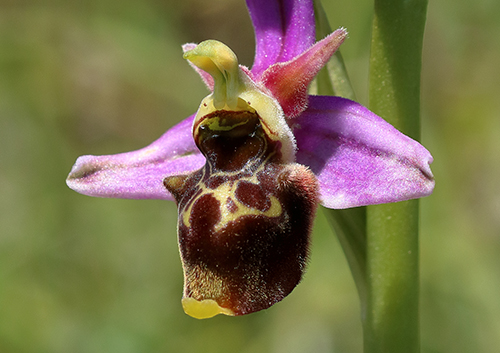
[226,197,238,213]
[189,193,221,234]
[205,175,226,189]
[234,180,270,212]
[165,108,321,316]
[194,110,281,171]
[177,162,319,316]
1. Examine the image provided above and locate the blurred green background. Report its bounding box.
[1,0,499,352]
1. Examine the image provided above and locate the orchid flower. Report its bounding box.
[66,0,434,319]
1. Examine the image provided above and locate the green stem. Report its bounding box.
[365,0,428,352]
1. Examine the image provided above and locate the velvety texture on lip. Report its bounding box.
[66,0,434,318]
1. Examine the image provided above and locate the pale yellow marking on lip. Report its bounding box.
[182,297,234,319]
[210,181,282,232]
[181,168,209,228]
[182,201,192,228]
[181,184,208,228]
[181,155,280,230]
[205,116,249,132]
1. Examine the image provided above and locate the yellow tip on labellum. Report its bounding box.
[182,297,235,319]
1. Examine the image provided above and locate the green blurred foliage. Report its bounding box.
[0,0,499,352]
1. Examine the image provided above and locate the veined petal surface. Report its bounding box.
[66,115,205,200]
[294,96,434,209]
[246,0,315,77]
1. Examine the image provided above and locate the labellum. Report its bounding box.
[65,1,435,320]
[163,40,319,318]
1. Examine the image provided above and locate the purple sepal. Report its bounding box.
[294,96,435,209]
[246,0,315,77]
[66,115,205,200]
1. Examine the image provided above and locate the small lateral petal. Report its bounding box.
[294,96,434,209]
[260,29,347,118]
[66,115,205,200]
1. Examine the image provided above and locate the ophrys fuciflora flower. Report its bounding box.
[67,0,434,319]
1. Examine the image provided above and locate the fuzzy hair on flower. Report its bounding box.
[67,0,434,319]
